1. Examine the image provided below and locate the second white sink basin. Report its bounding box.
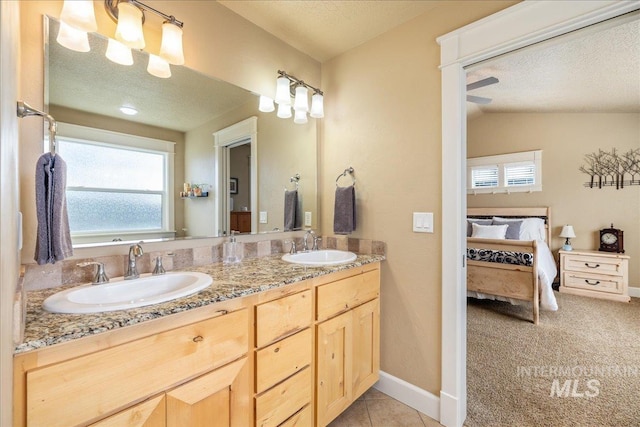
[43,272,213,314]
[282,249,357,266]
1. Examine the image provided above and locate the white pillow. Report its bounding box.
[471,223,508,239]
[492,216,546,241]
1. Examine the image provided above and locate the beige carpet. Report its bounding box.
[466,292,640,427]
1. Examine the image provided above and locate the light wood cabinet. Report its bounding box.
[89,395,166,427]
[560,249,630,302]
[316,268,381,427]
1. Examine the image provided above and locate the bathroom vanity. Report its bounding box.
[14,254,382,427]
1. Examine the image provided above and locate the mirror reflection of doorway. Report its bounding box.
[229,142,252,233]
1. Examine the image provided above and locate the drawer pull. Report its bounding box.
[584,263,600,269]
[274,347,280,353]
[584,280,600,286]
[192,335,204,342]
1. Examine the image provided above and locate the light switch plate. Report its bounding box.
[413,212,433,233]
[304,211,312,227]
[259,211,268,223]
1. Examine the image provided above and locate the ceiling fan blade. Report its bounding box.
[466,95,492,105]
[466,76,499,91]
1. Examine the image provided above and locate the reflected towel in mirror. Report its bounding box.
[284,189,298,231]
[334,185,356,235]
[35,153,73,264]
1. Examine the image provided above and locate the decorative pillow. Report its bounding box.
[492,216,546,241]
[492,220,523,240]
[471,223,508,239]
[466,219,492,237]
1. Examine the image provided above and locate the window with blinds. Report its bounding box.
[467,150,542,194]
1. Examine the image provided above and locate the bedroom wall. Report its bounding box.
[467,112,640,288]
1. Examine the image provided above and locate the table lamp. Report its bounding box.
[559,225,576,251]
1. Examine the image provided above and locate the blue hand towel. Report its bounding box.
[333,185,356,234]
[35,153,73,264]
[284,189,298,231]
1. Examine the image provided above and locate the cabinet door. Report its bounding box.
[316,311,353,427]
[352,299,380,399]
[90,395,166,427]
[166,357,250,427]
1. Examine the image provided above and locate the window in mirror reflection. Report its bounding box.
[55,123,176,245]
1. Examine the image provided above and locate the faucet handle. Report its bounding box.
[152,256,166,275]
[286,240,297,254]
[313,236,322,251]
[77,262,109,285]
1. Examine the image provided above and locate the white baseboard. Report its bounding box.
[373,370,440,422]
[628,286,640,298]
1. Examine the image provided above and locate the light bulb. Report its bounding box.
[294,110,308,124]
[147,54,171,78]
[115,1,145,49]
[259,96,275,113]
[275,76,291,105]
[56,21,90,52]
[277,102,292,119]
[159,21,184,65]
[293,85,309,112]
[310,93,324,118]
[105,38,133,65]
[60,0,97,33]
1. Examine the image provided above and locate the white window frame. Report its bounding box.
[55,122,176,245]
[467,150,542,194]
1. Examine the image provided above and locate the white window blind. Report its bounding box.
[467,150,542,194]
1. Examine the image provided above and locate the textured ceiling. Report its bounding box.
[217,0,441,62]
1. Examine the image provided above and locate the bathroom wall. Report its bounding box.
[320,1,517,396]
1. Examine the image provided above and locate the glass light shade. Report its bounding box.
[275,76,291,105]
[559,225,576,238]
[147,54,171,78]
[115,1,145,49]
[159,22,184,65]
[56,21,90,52]
[310,93,324,118]
[258,96,275,113]
[277,102,292,119]
[293,85,309,112]
[60,0,97,32]
[294,110,308,124]
[105,38,133,65]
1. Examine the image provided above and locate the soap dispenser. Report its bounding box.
[223,231,243,263]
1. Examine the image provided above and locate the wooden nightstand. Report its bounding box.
[559,249,630,302]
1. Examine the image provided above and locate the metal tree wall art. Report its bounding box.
[579,148,640,189]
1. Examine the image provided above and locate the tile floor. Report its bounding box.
[327,388,442,427]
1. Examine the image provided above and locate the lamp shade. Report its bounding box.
[294,110,308,124]
[60,0,97,33]
[147,54,171,78]
[159,21,184,65]
[275,76,291,105]
[105,38,133,65]
[56,21,90,52]
[115,1,145,49]
[277,102,292,119]
[559,225,576,239]
[258,96,275,113]
[310,92,324,118]
[293,85,309,112]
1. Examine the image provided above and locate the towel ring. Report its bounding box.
[336,167,355,187]
[286,173,300,191]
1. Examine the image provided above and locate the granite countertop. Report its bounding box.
[16,253,384,354]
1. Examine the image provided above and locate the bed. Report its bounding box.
[466,207,558,324]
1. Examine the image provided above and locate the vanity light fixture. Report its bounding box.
[147,54,172,79]
[258,96,275,113]
[263,70,324,123]
[56,20,91,53]
[105,38,134,65]
[60,0,98,33]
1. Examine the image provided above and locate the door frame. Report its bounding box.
[437,1,640,426]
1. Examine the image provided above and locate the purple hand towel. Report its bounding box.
[333,185,356,235]
[35,153,73,264]
[284,189,298,231]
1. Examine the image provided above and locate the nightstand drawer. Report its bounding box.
[562,272,623,294]
[562,254,625,276]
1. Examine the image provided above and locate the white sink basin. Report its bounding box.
[43,272,213,314]
[282,250,357,266]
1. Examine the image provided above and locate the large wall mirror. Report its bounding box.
[44,16,317,246]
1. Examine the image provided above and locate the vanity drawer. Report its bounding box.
[279,404,312,427]
[255,290,312,348]
[26,309,248,427]
[563,272,623,294]
[562,254,625,276]
[255,328,312,394]
[255,367,311,427]
[317,269,380,321]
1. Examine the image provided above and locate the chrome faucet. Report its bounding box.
[125,242,144,280]
[287,240,297,254]
[152,256,166,275]
[77,261,109,285]
[302,230,315,252]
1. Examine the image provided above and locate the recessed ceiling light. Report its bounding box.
[119,106,138,116]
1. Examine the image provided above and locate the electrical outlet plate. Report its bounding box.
[304,211,312,227]
[259,211,268,223]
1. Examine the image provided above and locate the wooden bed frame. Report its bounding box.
[466,207,551,324]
